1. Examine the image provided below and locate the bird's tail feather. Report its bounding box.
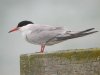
[74,31,98,38]
[57,28,98,40]
[77,28,95,34]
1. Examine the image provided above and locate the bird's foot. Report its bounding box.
[35,51,44,53]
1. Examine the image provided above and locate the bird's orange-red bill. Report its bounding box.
[8,27,18,33]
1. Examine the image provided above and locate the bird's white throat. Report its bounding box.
[19,24,32,37]
[19,24,32,32]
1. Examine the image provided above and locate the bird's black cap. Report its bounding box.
[17,20,34,27]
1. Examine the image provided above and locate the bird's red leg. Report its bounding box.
[42,45,45,52]
[40,44,45,53]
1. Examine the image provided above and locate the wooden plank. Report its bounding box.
[20,48,100,75]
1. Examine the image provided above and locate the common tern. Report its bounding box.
[8,20,98,53]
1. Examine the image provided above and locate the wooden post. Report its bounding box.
[20,48,100,75]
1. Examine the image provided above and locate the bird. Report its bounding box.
[8,20,98,53]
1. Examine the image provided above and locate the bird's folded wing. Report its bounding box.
[28,25,66,43]
[30,24,65,33]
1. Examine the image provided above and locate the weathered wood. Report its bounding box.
[20,48,100,75]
